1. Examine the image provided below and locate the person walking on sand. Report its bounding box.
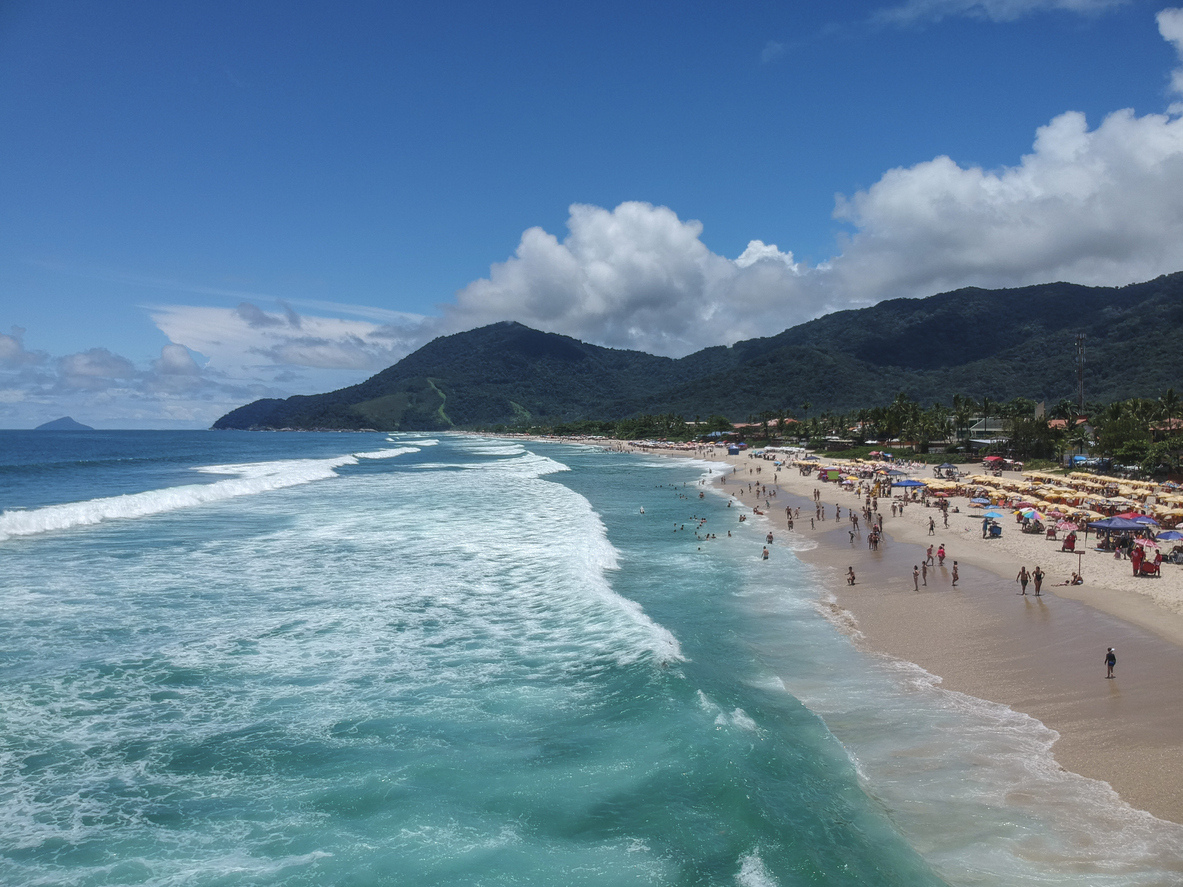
[926,545,934,566]
[1016,566,1029,595]
[921,561,928,586]
[1105,647,1116,678]
[951,561,959,586]
[937,544,946,566]
[913,565,920,590]
[928,517,935,535]
[1033,565,1044,596]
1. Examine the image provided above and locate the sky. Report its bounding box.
[3,0,1183,428]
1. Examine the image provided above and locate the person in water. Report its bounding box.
[761,546,769,560]
[847,567,856,585]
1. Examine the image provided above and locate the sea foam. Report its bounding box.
[0,445,418,541]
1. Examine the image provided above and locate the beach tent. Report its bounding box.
[727,445,740,455]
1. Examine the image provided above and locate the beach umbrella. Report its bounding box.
[1087,516,1147,531]
[971,497,990,505]
[983,511,1003,518]
[893,479,926,487]
[1156,530,1183,542]
[1056,520,1077,530]
[1135,538,1159,548]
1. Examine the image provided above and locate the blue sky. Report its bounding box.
[3,0,1183,427]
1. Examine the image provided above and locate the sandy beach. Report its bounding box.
[703,446,1183,825]
[557,436,1183,825]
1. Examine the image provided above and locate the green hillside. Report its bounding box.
[212,273,1183,430]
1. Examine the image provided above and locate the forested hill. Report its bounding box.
[212,272,1183,430]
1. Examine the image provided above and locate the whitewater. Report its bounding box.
[1,430,1181,886]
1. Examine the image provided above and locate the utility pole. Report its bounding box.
[1075,333,1086,415]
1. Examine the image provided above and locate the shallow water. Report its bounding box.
[1,431,1181,885]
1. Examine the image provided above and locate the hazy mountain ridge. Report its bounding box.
[213,273,1183,430]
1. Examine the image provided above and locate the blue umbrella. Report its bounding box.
[1088,517,1147,531]
[983,511,1003,518]
[1157,530,1183,542]
[1131,515,1160,526]
[970,497,991,505]
[893,479,927,487]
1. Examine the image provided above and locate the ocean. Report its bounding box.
[2,431,1182,886]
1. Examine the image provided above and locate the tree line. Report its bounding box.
[488,389,1182,475]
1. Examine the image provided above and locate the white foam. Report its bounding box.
[736,850,779,887]
[0,455,356,541]
[353,446,420,460]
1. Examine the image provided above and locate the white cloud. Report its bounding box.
[438,16,1183,355]
[0,328,47,368]
[1160,7,1183,110]
[830,106,1183,295]
[150,304,430,377]
[444,202,820,355]
[152,343,202,376]
[875,0,1126,24]
[7,9,1183,428]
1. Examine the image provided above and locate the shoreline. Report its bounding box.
[718,447,1183,824]
[530,436,1183,825]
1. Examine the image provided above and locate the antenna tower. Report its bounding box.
[1075,333,1086,414]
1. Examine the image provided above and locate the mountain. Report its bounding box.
[34,416,94,431]
[213,273,1183,430]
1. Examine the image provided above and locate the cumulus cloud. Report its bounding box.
[152,343,202,376]
[875,0,1126,24]
[438,15,1183,355]
[830,106,1183,295]
[444,202,818,355]
[0,328,47,368]
[57,348,138,390]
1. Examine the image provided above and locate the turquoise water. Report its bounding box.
[2,432,1181,886]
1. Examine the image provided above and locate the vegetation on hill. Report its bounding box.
[213,273,1183,459]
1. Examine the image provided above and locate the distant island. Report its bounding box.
[213,272,1183,433]
[34,416,94,431]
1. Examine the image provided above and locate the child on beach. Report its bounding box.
[1105,647,1116,678]
[847,567,856,585]
[951,561,959,586]
[937,545,946,566]
[913,565,919,590]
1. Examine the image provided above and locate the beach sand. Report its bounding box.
[698,447,1183,825]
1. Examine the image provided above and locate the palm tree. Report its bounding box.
[1160,388,1180,434]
